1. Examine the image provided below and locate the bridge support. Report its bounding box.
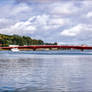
[33,48,36,51]
[81,49,84,51]
[57,48,61,50]
[49,48,52,50]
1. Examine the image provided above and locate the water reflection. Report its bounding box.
[0,52,92,91]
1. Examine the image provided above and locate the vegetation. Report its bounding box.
[0,34,57,47]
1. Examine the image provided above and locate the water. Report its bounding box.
[0,50,92,92]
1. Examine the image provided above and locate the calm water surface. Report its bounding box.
[0,50,92,92]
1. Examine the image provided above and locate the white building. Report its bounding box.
[9,45,19,47]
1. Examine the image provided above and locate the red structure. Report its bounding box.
[0,45,92,50]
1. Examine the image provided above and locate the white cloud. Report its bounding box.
[16,0,61,3]
[28,14,70,30]
[87,12,92,18]
[50,2,78,15]
[0,14,70,36]
[49,18,69,25]
[0,0,92,44]
[0,3,32,21]
[33,15,49,25]
[61,24,83,36]
[11,3,32,15]
[45,18,70,30]
[0,20,36,35]
[0,18,17,28]
[83,1,92,8]
[61,24,92,37]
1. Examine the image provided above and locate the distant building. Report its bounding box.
[9,45,19,47]
[81,44,87,47]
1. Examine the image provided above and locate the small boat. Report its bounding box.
[11,48,20,52]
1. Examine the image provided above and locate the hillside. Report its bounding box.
[0,34,57,47]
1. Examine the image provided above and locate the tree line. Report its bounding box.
[0,34,57,47]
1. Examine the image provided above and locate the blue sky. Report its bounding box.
[0,0,92,45]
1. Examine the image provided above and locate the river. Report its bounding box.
[0,50,92,92]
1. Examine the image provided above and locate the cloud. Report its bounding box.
[49,18,68,25]
[11,3,31,15]
[0,18,17,28]
[61,24,92,37]
[82,1,92,7]
[0,0,92,44]
[0,20,36,35]
[86,12,92,18]
[49,2,78,15]
[0,3,32,20]
[0,14,70,36]
[61,24,82,36]
[28,14,69,30]
[15,0,61,3]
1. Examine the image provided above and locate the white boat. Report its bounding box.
[11,48,20,52]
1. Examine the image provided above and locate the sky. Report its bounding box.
[0,0,92,45]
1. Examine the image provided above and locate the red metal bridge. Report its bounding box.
[0,45,92,51]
